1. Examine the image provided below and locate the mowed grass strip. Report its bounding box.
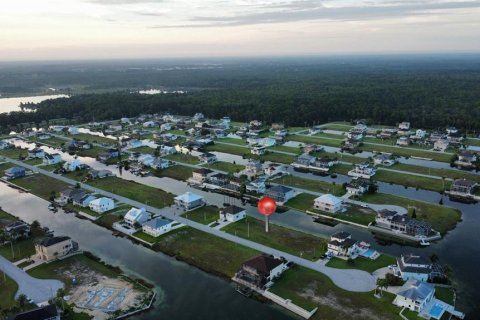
[389,163,480,183]
[12,173,70,200]
[183,205,219,225]
[361,193,461,234]
[284,193,317,212]
[326,254,396,273]
[222,216,327,261]
[0,275,18,311]
[276,175,346,196]
[375,170,450,193]
[269,265,400,320]
[87,176,174,208]
[164,153,200,165]
[152,165,194,181]
[152,227,260,278]
[202,161,245,173]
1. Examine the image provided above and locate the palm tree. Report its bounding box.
[16,294,28,311]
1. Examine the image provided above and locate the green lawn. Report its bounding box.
[375,170,450,193]
[222,216,327,261]
[38,162,65,172]
[465,138,480,147]
[312,205,376,226]
[76,146,106,158]
[128,146,156,154]
[87,176,174,208]
[326,254,396,273]
[359,144,453,163]
[284,193,317,211]
[205,143,249,156]
[63,169,89,181]
[23,158,43,165]
[434,287,454,305]
[276,175,346,196]
[389,163,480,183]
[0,161,14,172]
[152,227,259,278]
[218,137,247,145]
[269,265,401,320]
[164,153,200,165]
[183,206,219,225]
[289,135,344,148]
[0,275,18,311]
[132,230,162,244]
[12,173,70,200]
[255,151,296,164]
[0,148,28,159]
[153,165,194,181]
[26,136,68,148]
[95,213,123,229]
[202,161,244,173]
[0,237,36,262]
[361,193,461,234]
[69,133,116,145]
[268,145,302,154]
[331,163,354,175]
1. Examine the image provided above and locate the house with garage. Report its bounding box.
[375,209,432,237]
[346,178,370,195]
[89,197,115,213]
[233,255,288,290]
[449,179,478,198]
[313,194,343,213]
[348,163,376,179]
[63,159,84,172]
[142,217,175,237]
[219,205,246,223]
[265,185,295,204]
[373,153,396,166]
[35,236,78,262]
[393,280,435,312]
[240,159,264,178]
[433,139,449,152]
[395,253,434,282]
[72,192,96,208]
[43,153,62,165]
[174,192,205,211]
[198,152,217,164]
[28,147,45,159]
[124,207,150,228]
[327,231,360,259]
[246,178,266,194]
[188,168,214,185]
[455,150,477,168]
[4,167,26,180]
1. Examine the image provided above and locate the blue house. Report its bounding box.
[4,167,26,180]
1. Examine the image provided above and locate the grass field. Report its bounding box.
[255,152,296,164]
[268,145,302,154]
[361,193,461,234]
[206,143,249,156]
[183,205,219,225]
[276,175,346,196]
[69,133,116,145]
[288,135,344,148]
[153,165,194,181]
[152,227,259,278]
[76,146,106,158]
[164,153,200,165]
[269,265,401,320]
[27,136,68,148]
[0,148,28,159]
[202,161,245,173]
[326,254,396,273]
[222,216,327,261]
[331,163,354,175]
[375,169,450,193]
[313,205,376,226]
[389,163,480,183]
[128,146,156,154]
[359,144,453,163]
[12,173,70,200]
[87,177,174,208]
[0,275,18,311]
[218,137,247,145]
[23,158,43,165]
[0,237,36,262]
[284,193,317,211]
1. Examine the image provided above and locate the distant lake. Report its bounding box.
[0,94,69,114]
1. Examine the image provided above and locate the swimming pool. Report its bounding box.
[361,249,376,259]
[429,304,444,318]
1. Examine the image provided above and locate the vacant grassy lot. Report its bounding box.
[153,165,194,181]
[0,161,14,172]
[269,265,401,320]
[375,169,450,193]
[326,254,396,273]
[152,227,259,278]
[289,135,344,148]
[0,148,28,159]
[361,193,461,234]
[276,175,346,196]
[268,145,302,154]
[0,275,18,311]
[205,143,249,156]
[12,173,70,200]
[255,152,296,164]
[222,216,327,261]
[164,153,200,165]
[87,177,174,208]
[183,205,219,225]
[313,205,376,226]
[331,163,354,175]
[128,146,155,154]
[389,163,480,183]
[359,144,453,163]
[284,193,317,211]
[202,161,244,173]
[0,237,36,262]
[218,137,247,145]
[76,146,106,158]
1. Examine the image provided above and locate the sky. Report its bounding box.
[1,0,480,60]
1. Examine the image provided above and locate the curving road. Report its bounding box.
[0,255,63,305]
[1,155,377,292]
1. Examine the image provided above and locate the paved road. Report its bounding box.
[2,155,377,292]
[0,255,63,305]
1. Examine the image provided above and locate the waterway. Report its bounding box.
[0,95,69,114]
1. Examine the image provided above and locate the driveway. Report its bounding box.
[0,255,63,305]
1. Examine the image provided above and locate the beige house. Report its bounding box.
[35,236,78,262]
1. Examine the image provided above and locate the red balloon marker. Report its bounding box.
[258,196,276,232]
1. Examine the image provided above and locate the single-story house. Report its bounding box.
[265,185,295,203]
[313,194,343,213]
[174,192,205,210]
[142,217,175,237]
[88,169,114,179]
[89,197,115,213]
[219,205,246,222]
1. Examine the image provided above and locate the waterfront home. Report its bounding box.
[348,163,376,179]
[43,153,62,165]
[327,232,359,259]
[127,139,143,148]
[28,147,45,159]
[351,123,368,134]
[89,197,115,213]
[449,179,478,197]
[160,144,176,155]
[433,139,449,152]
[208,172,229,187]
[246,178,266,194]
[88,169,114,179]
[375,209,432,237]
[293,153,316,167]
[378,128,397,139]
[446,127,458,135]
[264,163,287,177]
[251,145,267,155]
[396,136,410,147]
[311,157,337,173]
[239,159,263,178]
[373,153,396,166]
[199,152,217,164]
[395,254,435,282]
[193,112,205,121]
[414,129,427,139]
[341,139,360,153]
[35,236,78,262]
[137,154,155,167]
[346,131,363,141]
[63,159,84,172]
[189,168,214,185]
[58,188,85,204]
[97,148,119,162]
[399,122,411,131]
[0,140,13,149]
[233,255,288,290]
[174,192,205,211]
[142,217,175,237]
[124,207,150,228]
[72,193,96,208]
[9,304,60,320]
[393,280,434,312]
[68,126,79,135]
[151,157,170,170]
[4,167,26,180]
[160,133,177,142]
[455,150,477,168]
[313,194,343,213]
[3,221,30,240]
[346,179,370,195]
[265,185,295,204]
[303,144,323,154]
[219,205,246,223]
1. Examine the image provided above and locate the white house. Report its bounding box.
[346,179,370,195]
[373,153,396,166]
[327,231,359,258]
[137,154,155,167]
[142,217,174,237]
[399,122,410,130]
[174,192,205,211]
[143,121,156,128]
[63,159,83,172]
[396,254,432,282]
[348,163,376,179]
[43,153,62,165]
[433,139,449,152]
[68,127,79,135]
[219,205,246,222]
[415,129,427,139]
[124,207,150,228]
[89,197,115,213]
[251,146,267,155]
[160,123,172,131]
[198,152,217,164]
[265,185,295,203]
[264,163,286,177]
[28,148,44,159]
[393,280,435,313]
[313,194,343,213]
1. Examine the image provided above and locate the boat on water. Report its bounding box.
[419,239,430,246]
[235,286,253,297]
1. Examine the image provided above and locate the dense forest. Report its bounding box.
[1,55,480,132]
